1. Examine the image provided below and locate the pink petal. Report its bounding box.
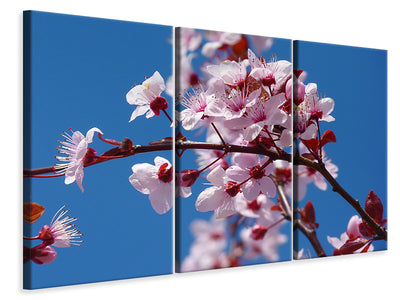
[129,105,150,122]
[196,187,225,212]
[149,183,172,214]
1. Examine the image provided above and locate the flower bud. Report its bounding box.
[29,244,58,265]
[179,169,200,187]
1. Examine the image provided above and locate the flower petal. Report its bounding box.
[149,183,172,214]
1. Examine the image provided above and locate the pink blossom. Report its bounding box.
[180,28,202,52]
[206,59,248,87]
[235,194,271,219]
[195,165,244,218]
[240,225,287,262]
[205,88,260,120]
[55,127,103,192]
[248,49,291,91]
[129,156,173,214]
[126,71,167,121]
[327,215,374,254]
[181,217,229,272]
[179,87,214,130]
[226,153,276,200]
[248,36,273,54]
[302,83,335,122]
[38,205,82,248]
[225,93,287,141]
[201,31,242,57]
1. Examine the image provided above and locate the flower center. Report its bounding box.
[150,96,169,116]
[310,110,323,120]
[158,163,173,183]
[261,74,276,87]
[249,165,265,179]
[247,199,262,211]
[225,181,240,197]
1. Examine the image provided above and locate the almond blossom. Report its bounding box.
[129,156,173,214]
[55,127,103,192]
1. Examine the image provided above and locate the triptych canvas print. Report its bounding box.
[23,11,387,289]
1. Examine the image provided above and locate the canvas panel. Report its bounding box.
[292,40,387,259]
[23,11,174,289]
[174,27,293,272]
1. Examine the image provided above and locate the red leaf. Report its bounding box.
[299,201,317,227]
[365,190,384,223]
[320,130,337,147]
[301,138,319,156]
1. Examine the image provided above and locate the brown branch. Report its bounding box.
[24,140,291,176]
[294,154,388,241]
[294,218,327,257]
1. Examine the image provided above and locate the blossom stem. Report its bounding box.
[198,152,226,173]
[23,236,39,240]
[162,109,173,124]
[26,173,66,178]
[98,133,121,146]
[211,122,227,148]
[316,120,322,161]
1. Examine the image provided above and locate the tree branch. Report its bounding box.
[294,218,327,257]
[294,154,388,241]
[24,140,291,176]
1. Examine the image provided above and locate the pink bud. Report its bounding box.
[30,244,57,265]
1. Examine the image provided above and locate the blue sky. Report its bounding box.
[293,41,387,257]
[24,11,173,289]
[175,32,293,269]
